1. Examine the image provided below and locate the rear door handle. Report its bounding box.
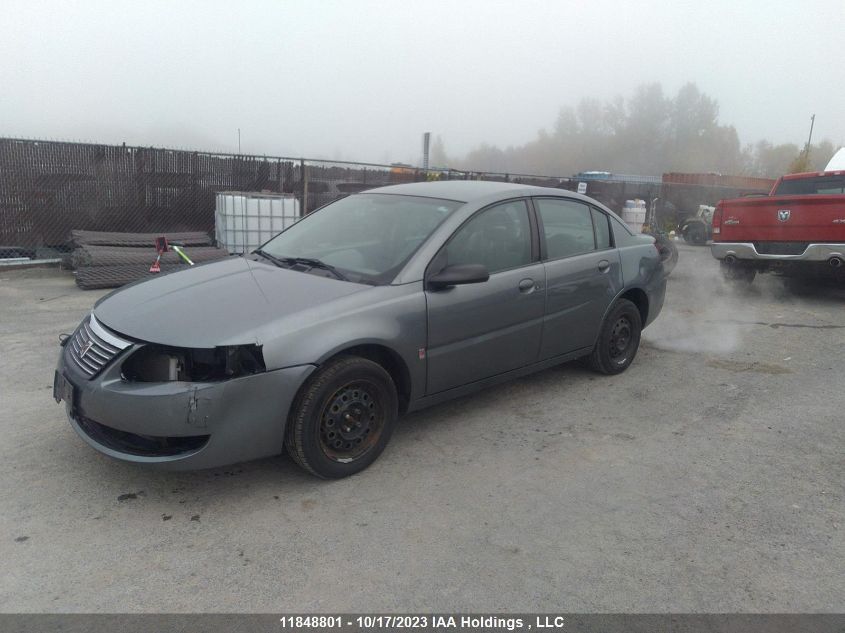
[597,260,610,273]
[518,278,535,293]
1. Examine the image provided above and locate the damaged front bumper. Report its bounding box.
[56,337,315,470]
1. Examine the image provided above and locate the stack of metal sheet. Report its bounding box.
[70,231,230,290]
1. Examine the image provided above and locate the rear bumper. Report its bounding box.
[711,242,845,262]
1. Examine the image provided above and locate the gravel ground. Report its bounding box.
[0,243,842,612]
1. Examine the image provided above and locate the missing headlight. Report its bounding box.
[122,344,265,382]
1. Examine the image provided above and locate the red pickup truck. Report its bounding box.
[710,169,845,282]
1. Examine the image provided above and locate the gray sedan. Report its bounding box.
[54,181,666,478]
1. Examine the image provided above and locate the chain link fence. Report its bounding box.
[0,137,774,257]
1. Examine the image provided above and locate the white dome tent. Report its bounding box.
[825,147,845,171]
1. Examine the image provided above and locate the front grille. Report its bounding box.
[754,242,810,256]
[67,314,131,378]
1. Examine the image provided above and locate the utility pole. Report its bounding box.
[804,114,815,157]
[422,132,431,171]
[238,128,241,154]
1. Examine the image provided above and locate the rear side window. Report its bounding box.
[535,198,596,259]
[591,208,611,249]
[609,215,643,246]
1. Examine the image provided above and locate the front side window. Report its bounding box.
[441,200,532,274]
[535,198,596,259]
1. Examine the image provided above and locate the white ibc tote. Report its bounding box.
[621,199,647,234]
[215,192,301,255]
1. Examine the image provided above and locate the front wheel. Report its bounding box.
[587,299,642,375]
[285,356,398,478]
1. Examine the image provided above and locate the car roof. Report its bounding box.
[364,180,564,203]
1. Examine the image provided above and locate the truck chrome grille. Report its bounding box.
[67,314,131,378]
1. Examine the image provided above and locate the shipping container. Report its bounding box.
[661,172,775,190]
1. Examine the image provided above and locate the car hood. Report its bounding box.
[93,257,368,348]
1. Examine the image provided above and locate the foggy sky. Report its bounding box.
[2,0,843,166]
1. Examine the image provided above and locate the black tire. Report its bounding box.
[658,237,679,275]
[720,262,756,284]
[587,299,642,375]
[285,356,398,479]
[689,225,706,245]
[649,232,678,276]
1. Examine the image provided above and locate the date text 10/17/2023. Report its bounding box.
[278,616,567,630]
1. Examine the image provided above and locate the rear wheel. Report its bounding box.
[688,224,707,245]
[587,299,642,375]
[285,356,398,478]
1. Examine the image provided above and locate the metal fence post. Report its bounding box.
[301,159,308,215]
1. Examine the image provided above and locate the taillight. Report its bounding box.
[712,204,723,236]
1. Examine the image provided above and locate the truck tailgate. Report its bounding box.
[717,195,845,243]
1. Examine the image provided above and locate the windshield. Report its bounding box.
[259,193,461,284]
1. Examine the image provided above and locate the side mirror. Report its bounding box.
[427,263,489,290]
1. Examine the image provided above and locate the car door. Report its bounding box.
[425,199,545,394]
[533,197,623,359]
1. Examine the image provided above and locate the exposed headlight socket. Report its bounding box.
[122,344,265,383]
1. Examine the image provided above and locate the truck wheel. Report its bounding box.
[721,262,756,284]
[285,356,398,479]
[656,236,679,275]
[689,225,706,245]
[587,299,642,375]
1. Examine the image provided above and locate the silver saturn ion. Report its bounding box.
[55,181,666,478]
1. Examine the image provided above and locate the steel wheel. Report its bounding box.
[319,380,384,463]
[608,316,633,360]
[285,356,398,479]
[587,298,642,375]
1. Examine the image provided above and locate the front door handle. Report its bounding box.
[597,260,610,273]
[518,278,535,293]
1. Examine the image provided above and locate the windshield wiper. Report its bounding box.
[281,257,349,281]
[255,250,349,281]
[253,249,289,269]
